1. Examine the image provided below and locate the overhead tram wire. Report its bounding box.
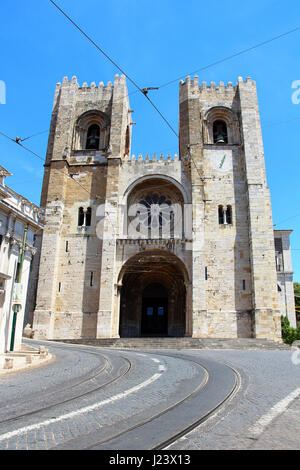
[49,0,178,139]
[19,130,49,142]
[0,128,119,236]
[49,0,300,120]
[0,130,45,162]
[5,5,300,226]
[93,24,300,108]
[1,127,300,249]
[156,25,300,90]
[49,2,300,186]
[49,1,203,180]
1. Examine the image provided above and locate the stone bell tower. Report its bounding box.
[32,74,132,339]
[179,76,281,340]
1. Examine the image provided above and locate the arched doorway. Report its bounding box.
[118,250,188,337]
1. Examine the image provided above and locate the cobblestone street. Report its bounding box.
[0,340,299,450]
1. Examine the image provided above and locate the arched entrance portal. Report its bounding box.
[119,250,187,337]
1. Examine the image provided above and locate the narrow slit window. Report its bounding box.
[226,206,232,224]
[242,280,246,291]
[15,262,21,282]
[65,241,69,252]
[218,206,224,225]
[86,207,92,227]
[78,207,84,226]
[90,271,94,287]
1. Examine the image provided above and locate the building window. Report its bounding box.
[125,125,130,156]
[218,205,224,224]
[90,271,94,287]
[275,238,283,272]
[219,205,232,225]
[213,120,228,144]
[225,206,232,224]
[86,124,100,150]
[139,193,173,237]
[85,207,92,227]
[78,207,84,226]
[15,262,21,282]
[242,280,246,291]
[78,207,92,227]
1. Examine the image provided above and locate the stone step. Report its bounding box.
[59,337,290,350]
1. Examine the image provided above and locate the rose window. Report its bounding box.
[139,193,173,232]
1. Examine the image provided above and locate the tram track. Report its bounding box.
[0,343,132,426]
[0,344,240,450]
[53,350,240,450]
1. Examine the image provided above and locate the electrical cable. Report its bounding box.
[4,2,300,226]
[49,0,179,138]
[156,25,300,89]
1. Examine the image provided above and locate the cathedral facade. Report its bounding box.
[30,74,296,342]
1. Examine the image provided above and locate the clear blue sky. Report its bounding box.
[0,0,300,279]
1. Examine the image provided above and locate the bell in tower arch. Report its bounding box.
[86,124,100,150]
[213,119,228,144]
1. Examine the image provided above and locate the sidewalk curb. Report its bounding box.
[0,353,56,378]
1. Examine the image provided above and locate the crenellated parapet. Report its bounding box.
[123,153,180,163]
[57,73,127,94]
[179,75,256,102]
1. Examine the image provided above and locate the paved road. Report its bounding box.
[166,349,300,450]
[0,341,299,450]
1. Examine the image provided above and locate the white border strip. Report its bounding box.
[249,387,300,437]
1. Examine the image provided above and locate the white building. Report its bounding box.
[274,230,296,327]
[0,166,43,353]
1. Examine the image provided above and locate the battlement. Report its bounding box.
[179,75,255,98]
[124,153,180,163]
[56,74,127,94]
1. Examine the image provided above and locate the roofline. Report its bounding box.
[274,229,293,233]
[0,199,43,231]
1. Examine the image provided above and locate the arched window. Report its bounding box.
[86,124,100,150]
[85,207,92,227]
[213,120,228,144]
[139,193,173,237]
[225,206,232,224]
[126,178,185,240]
[73,110,110,152]
[78,207,84,226]
[125,126,130,156]
[218,205,224,225]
